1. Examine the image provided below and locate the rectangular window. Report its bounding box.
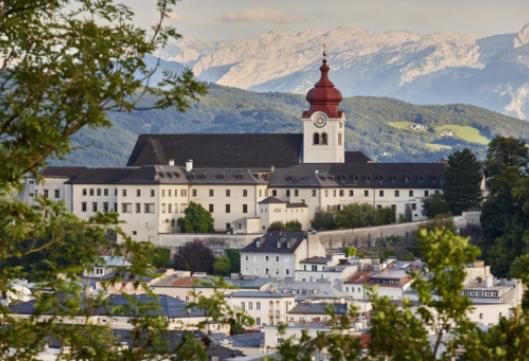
[136,203,141,213]
[92,202,97,212]
[54,189,60,199]
[424,190,429,197]
[181,203,187,211]
[104,188,108,196]
[209,189,214,197]
[103,202,109,212]
[81,202,87,212]
[242,204,248,213]
[294,189,299,197]
[248,301,253,310]
[96,188,101,196]
[114,189,117,196]
[136,189,141,197]
[168,203,172,213]
[113,203,117,212]
[150,189,155,197]
[259,189,263,197]
[144,203,155,213]
[89,189,94,196]
[349,190,354,196]
[272,190,277,197]
[412,203,417,211]
[82,188,87,196]
[286,269,290,275]
[225,204,231,213]
[409,190,414,197]
[339,190,344,197]
[333,190,337,197]
[395,190,400,197]
[168,189,172,197]
[379,190,384,197]
[364,190,369,197]
[256,301,261,310]
[256,317,261,325]
[43,189,49,198]
[243,189,248,197]
[122,189,127,197]
[192,189,197,197]
[312,189,317,197]
[209,204,214,213]
[391,204,397,212]
[121,203,131,213]
[161,203,166,214]
[226,189,231,197]
[162,189,165,197]
[286,190,290,197]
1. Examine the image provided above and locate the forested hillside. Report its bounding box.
[54,84,529,166]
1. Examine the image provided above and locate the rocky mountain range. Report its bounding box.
[159,23,529,120]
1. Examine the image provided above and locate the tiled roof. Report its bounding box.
[300,256,332,264]
[288,302,348,315]
[127,133,304,168]
[241,231,307,254]
[268,162,444,188]
[127,133,371,168]
[40,166,86,178]
[229,291,294,299]
[258,196,285,204]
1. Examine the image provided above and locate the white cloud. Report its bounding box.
[219,8,303,24]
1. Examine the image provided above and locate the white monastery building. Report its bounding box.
[20,57,444,242]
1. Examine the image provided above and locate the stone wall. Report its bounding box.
[316,211,481,251]
[155,233,262,254]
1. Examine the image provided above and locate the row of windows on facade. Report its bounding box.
[245,255,286,262]
[80,201,185,214]
[80,188,257,198]
[42,189,61,199]
[312,132,342,146]
[275,189,434,198]
[240,300,291,311]
[262,207,305,214]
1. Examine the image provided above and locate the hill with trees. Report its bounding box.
[54,84,529,166]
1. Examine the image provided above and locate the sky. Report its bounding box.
[125,0,529,41]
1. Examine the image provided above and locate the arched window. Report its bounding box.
[313,133,320,145]
[338,132,342,145]
[321,132,328,145]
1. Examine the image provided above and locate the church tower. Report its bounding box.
[302,56,345,163]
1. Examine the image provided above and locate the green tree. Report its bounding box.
[285,220,302,231]
[422,192,451,218]
[345,246,357,257]
[151,247,172,269]
[173,240,215,274]
[311,210,337,230]
[0,1,210,360]
[177,202,215,233]
[268,221,285,232]
[225,249,241,274]
[481,137,529,277]
[213,256,231,276]
[443,148,482,215]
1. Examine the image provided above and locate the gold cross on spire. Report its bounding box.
[322,43,327,58]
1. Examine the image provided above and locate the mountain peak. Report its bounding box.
[514,23,529,48]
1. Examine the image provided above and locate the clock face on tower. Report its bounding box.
[311,111,328,128]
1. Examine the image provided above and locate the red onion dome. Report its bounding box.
[303,59,343,118]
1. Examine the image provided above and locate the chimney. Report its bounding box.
[314,169,319,175]
[270,165,275,173]
[185,159,193,172]
[168,159,175,166]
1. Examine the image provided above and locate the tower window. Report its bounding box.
[321,133,328,145]
[313,133,320,145]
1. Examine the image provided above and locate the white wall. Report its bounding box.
[228,295,296,326]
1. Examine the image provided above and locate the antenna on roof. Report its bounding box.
[322,43,327,59]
